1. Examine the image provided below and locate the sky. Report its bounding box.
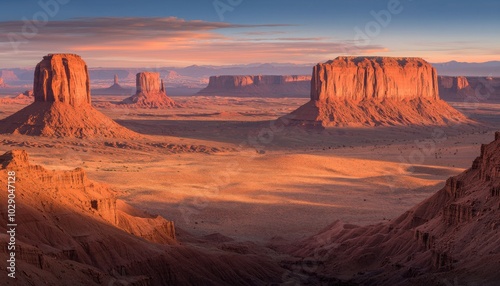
[0,0,499,68]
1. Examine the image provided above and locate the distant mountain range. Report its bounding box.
[1,61,499,93]
[433,61,500,77]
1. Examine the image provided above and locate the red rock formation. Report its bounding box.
[0,77,6,87]
[289,132,500,284]
[311,57,439,101]
[120,72,176,108]
[0,150,283,285]
[198,75,311,97]
[22,90,34,97]
[0,54,137,138]
[33,54,91,106]
[286,57,468,127]
[438,76,476,101]
[0,90,34,105]
[0,150,175,243]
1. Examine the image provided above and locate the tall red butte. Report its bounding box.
[0,54,137,138]
[287,56,469,127]
[120,72,176,108]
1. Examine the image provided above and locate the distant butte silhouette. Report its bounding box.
[285,56,469,127]
[0,54,138,138]
[197,75,311,98]
[91,74,133,95]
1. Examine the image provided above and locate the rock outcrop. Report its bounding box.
[286,57,468,127]
[0,77,6,87]
[0,150,283,285]
[0,90,34,105]
[439,76,500,102]
[289,132,500,285]
[0,54,137,138]
[197,75,311,97]
[120,72,176,108]
[438,76,475,101]
[33,54,91,106]
[311,57,438,101]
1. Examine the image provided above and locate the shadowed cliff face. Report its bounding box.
[34,54,91,107]
[311,57,439,102]
[437,76,495,101]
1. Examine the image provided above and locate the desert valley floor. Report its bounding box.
[1,95,499,244]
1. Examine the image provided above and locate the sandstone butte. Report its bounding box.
[0,54,138,138]
[120,72,176,108]
[289,132,500,285]
[438,75,475,100]
[0,150,283,285]
[286,56,469,127]
[197,75,311,98]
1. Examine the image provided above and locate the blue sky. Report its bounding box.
[0,0,498,67]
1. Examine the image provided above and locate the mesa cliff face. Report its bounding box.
[197,75,311,97]
[290,132,500,285]
[0,54,137,138]
[311,57,439,101]
[286,56,468,127]
[120,72,176,108]
[0,77,6,87]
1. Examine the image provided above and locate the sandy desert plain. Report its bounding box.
[1,54,500,285]
[1,93,498,243]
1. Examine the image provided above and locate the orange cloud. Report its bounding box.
[0,17,388,67]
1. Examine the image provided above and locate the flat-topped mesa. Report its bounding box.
[284,56,469,127]
[311,56,439,102]
[34,53,91,107]
[197,75,311,97]
[207,75,311,88]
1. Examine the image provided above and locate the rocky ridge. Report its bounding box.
[197,75,311,97]
[289,132,500,285]
[0,149,283,285]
